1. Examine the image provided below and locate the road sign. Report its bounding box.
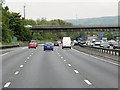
[79,37,84,41]
[98,33,104,37]
[13,36,17,42]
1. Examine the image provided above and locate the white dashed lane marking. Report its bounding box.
[29,55,31,57]
[24,60,27,63]
[57,50,92,86]
[20,65,24,68]
[14,71,19,75]
[27,57,29,59]
[74,70,79,74]
[68,64,72,66]
[84,80,92,85]
[4,82,11,88]
[64,60,66,62]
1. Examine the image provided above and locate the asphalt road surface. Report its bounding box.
[1,45,119,88]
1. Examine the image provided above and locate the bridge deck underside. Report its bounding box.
[31,27,120,32]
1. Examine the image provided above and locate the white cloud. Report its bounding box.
[5,1,118,20]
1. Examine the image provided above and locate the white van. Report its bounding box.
[62,37,71,49]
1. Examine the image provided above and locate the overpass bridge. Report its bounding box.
[30,26,120,32]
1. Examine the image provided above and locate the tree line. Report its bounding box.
[1,6,75,44]
[1,5,117,44]
[2,6,32,43]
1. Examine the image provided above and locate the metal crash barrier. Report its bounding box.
[0,44,20,49]
[73,45,120,61]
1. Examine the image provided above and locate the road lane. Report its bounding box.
[6,46,93,88]
[2,46,118,88]
[57,47,118,88]
[0,47,28,55]
[2,47,37,86]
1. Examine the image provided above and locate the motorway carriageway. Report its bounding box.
[1,45,119,88]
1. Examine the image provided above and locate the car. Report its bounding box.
[30,40,38,47]
[57,41,62,44]
[73,40,79,45]
[28,42,37,49]
[113,42,120,49]
[100,42,110,48]
[93,40,101,47]
[80,40,86,45]
[44,42,54,51]
[62,37,72,49]
[54,42,59,46]
[108,40,116,46]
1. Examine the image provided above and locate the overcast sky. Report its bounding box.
[5,0,119,20]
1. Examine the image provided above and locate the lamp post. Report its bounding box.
[76,14,78,26]
[23,4,26,19]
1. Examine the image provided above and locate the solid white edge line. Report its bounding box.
[4,82,11,88]
[72,48,119,66]
[74,70,79,73]
[22,47,27,49]
[84,80,92,85]
[89,55,118,66]
[0,52,8,56]
[14,71,19,75]
[20,65,23,68]
[1,47,28,56]
[68,64,71,66]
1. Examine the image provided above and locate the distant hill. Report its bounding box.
[66,16,118,26]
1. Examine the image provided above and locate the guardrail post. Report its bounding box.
[115,51,116,56]
[103,50,104,53]
[101,49,103,53]
[118,50,120,57]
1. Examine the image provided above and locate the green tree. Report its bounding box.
[2,6,32,43]
[2,6,13,43]
[24,19,36,25]
[33,32,43,40]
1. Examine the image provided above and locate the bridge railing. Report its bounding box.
[30,26,120,32]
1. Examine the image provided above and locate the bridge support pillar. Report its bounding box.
[32,32,34,35]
